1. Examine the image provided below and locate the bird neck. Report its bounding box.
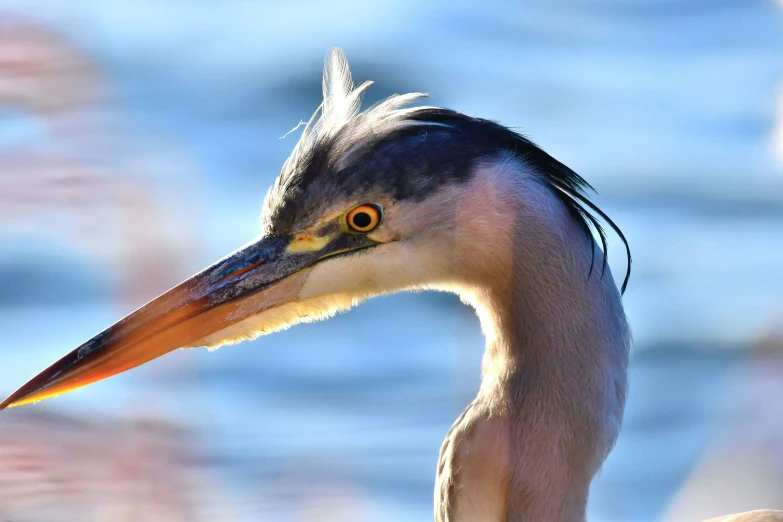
[454,166,630,521]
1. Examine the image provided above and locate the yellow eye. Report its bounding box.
[346,204,382,233]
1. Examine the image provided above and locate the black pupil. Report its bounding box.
[352,211,372,229]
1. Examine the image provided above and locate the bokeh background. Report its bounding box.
[0,1,782,521]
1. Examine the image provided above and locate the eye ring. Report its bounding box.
[346,204,382,233]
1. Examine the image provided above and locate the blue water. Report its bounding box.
[0,1,782,520]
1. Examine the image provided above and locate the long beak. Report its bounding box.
[0,227,377,410]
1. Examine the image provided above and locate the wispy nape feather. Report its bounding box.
[519,142,632,294]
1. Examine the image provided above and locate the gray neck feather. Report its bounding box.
[446,162,630,521]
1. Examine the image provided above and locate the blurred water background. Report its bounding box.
[0,1,782,521]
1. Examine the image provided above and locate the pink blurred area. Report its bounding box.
[662,327,783,521]
[0,409,382,521]
[0,410,202,521]
[0,16,198,310]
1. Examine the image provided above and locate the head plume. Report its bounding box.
[273,49,433,196]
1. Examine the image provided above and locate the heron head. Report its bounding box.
[1,49,628,410]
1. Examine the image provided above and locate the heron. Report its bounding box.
[1,49,780,522]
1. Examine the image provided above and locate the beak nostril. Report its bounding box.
[220,259,267,282]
